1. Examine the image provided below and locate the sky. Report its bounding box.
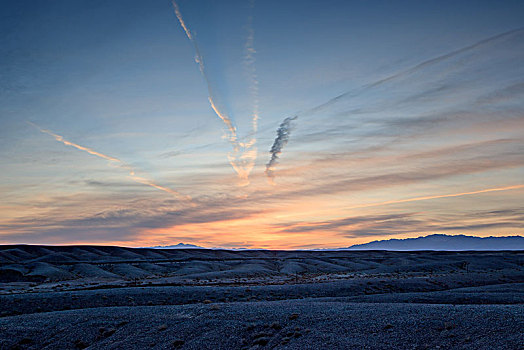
[1,0,523,249]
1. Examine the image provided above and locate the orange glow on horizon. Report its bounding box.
[131,184,524,249]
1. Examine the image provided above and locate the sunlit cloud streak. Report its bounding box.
[283,154,522,199]
[171,1,256,185]
[28,122,190,201]
[346,184,524,210]
[265,116,297,182]
[28,121,121,163]
[280,188,524,237]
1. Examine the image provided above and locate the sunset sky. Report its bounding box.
[1,0,523,249]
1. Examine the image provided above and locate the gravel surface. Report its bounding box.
[0,301,522,349]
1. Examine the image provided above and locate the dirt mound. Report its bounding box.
[26,262,74,281]
[70,264,120,279]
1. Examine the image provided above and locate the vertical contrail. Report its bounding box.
[172,1,257,185]
[237,0,259,184]
[265,116,297,183]
[28,122,190,201]
[172,0,237,143]
[244,0,259,136]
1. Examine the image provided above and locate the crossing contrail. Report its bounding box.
[172,1,237,143]
[28,122,190,201]
[172,1,257,185]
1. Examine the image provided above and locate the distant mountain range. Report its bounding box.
[147,243,263,250]
[147,234,524,251]
[149,243,203,249]
[345,234,524,251]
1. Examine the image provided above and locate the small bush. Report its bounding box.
[289,313,299,320]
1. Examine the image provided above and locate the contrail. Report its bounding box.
[172,0,193,41]
[29,122,121,163]
[307,27,524,114]
[265,116,297,183]
[28,122,190,201]
[346,184,524,210]
[172,1,257,185]
[244,0,259,136]
[236,0,259,184]
[172,1,237,143]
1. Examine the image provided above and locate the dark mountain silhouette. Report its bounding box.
[346,234,524,251]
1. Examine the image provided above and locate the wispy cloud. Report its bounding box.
[265,116,297,182]
[344,184,524,211]
[306,27,524,115]
[280,205,524,239]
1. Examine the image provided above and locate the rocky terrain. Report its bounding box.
[0,245,523,349]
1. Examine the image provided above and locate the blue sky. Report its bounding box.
[1,0,523,248]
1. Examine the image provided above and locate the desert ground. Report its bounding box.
[0,245,523,349]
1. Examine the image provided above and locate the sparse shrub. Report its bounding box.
[444,322,455,330]
[253,331,271,339]
[253,337,269,346]
[103,328,116,337]
[117,320,129,327]
[74,339,89,349]
[19,338,32,345]
[270,322,282,330]
[172,339,185,348]
[289,313,299,320]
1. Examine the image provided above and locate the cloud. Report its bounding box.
[274,147,523,200]
[281,213,417,233]
[305,27,524,115]
[278,206,524,239]
[265,116,297,182]
[159,150,182,159]
[0,190,268,244]
[343,184,524,211]
[477,82,524,105]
